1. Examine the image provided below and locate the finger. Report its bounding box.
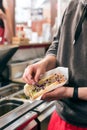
[22,72,30,84]
[41,90,58,101]
[23,67,35,84]
[34,69,41,82]
[41,93,56,101]
[23,74,35,84]
[22,75,30,84]
[25,67,33,80]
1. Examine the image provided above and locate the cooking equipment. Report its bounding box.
[0,45,19,87]
[33,101,56,130]
[0,98,43,129]
[8,58,42,83]
[12,90,30,100]
[8,60,29,80]
[0,81,56,130]
[0,45,56,129]
[0,83,24,99]
[4,111,38,130]
[0,99,24,117]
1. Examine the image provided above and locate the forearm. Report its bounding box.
[41,55,57,71]
[3,17,13,42]
[66,86,87,100]
[78,87,87,100]
[3,8,13,43]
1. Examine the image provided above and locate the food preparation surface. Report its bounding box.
[0,84,24,98]
[14,93,30,100]
[0,99,24,117]
[0,83,43,129]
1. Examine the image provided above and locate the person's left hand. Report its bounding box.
[41,86,74,101]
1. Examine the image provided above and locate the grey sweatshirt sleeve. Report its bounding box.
[46,27,60,56]
[46,10,66,57]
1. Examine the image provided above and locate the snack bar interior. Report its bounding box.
[0,0,70,130]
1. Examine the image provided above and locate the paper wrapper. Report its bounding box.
[25,67,68,102]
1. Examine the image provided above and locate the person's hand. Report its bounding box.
[22,61,47,85]
[23,55,57,85]
[0,9,6,20]
[41,86,74,101]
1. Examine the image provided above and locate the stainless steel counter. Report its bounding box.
[0,83,43,129]
[0,83,56,130]
[0,100,42,129]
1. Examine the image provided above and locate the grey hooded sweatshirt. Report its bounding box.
[46,0,87,127]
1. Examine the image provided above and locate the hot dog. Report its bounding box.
[24,73,66,100]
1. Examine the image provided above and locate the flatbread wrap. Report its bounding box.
[24,73,67,100]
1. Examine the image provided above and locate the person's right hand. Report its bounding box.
[22,61,47,85]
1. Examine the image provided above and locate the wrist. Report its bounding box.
[65,87,74,98]
[44,55,57,70]
[39,59,49,70]
[72,87,78,100]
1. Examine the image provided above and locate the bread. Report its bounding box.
[24,73,66,100]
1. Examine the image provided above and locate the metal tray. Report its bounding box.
[0,83,24,98]
[0,99,24,117]
[0,99,42,129]
[13,92,30,100]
